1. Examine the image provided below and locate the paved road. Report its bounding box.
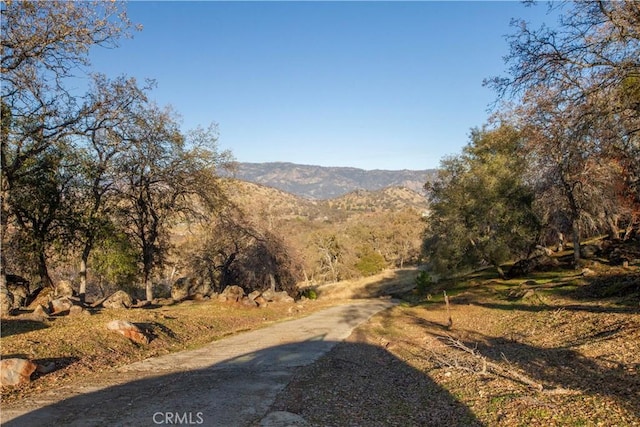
[1,299,394,427]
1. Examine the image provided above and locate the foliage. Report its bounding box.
[354,246,386,277]
[486,0,640,259]
[415,271,433,295]
[184,207,302,296]
[301,288,318,300]
[89,231,140,296]
[423,124,540,277]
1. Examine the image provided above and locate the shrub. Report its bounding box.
[301,288,318,300]
[415,271,433,294]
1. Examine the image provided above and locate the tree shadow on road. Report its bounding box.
[269,339,482,427]
[2,340,481,427]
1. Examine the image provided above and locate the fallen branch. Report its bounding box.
[437,334,545,392]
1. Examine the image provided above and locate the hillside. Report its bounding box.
[225,162,436,199]
[222,178,429,221]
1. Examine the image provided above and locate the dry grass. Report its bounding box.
[3,262,639,426]
[273,262,640,426]
[0,297,338,405]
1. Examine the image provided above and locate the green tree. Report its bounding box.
[6,142,80,287]
[423,124,540,278]
[1,0,137,288]
[115,107,231,301]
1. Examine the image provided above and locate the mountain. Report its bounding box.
[223,179,429,221]
[225,162,436,199]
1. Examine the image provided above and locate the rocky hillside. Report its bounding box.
[223,179,428,221]
[225,162,436,199]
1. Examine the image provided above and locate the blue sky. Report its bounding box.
[88,1,556,170]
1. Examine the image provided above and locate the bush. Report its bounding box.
[355,247,386,276]
[415,271,433,294]
[301,288,318,300]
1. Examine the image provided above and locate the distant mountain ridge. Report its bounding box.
[226,162,436,199]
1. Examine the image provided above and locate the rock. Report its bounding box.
[132,299,151,308]
[171,277,211,301]
[28,287,54,309]
[260,289,276,302]
[220,285,245,303]
[248,290,262,301]
[29,304,50,321]
[55,280,75,298]
[106,320,149,345]
[262,290,294,303]
[274,291,294,303]
[6,274,30,308]
[581,268,596,277]
[102,290,133,309]
[241,296,258,308]
[0,286,14,316]
[48,297,73,315]
[0,358,38,386]
[580,244,600,259]
[507,255,560,278]
[69,305,86,316]
[254,296,268,308]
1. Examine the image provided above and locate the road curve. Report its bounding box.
[1,299,395,427]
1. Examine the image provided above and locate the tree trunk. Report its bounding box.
[37,250,53,288]
[606,214,620,240]
[79,242,92,304]
[145,275,153,301]
[572,219,581,266]
[79,257,87,303]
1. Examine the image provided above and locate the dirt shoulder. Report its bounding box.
[2,266,639,426]
[271,267,640,426]
[1,300,395,426]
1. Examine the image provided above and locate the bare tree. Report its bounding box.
[73,75,150,302]
[115,107,231,301]
[486,1,640,255]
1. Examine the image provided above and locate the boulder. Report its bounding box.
[30,304,50,321]
[55,280,75,298]
[106,320,149,345]
[28,287,54,309]
[506,255,560,278]
[0,358,38,386]
[102,290,133,309]
[171,277,211,301]
[69,305,88,316]
[254,296,268,308]
[261,289,294,303]
[48,297,73,315]
[6,274,30,308]
[220,285,245,303]
[0,286,14,317]
[241,296,258,308]
[248,290,262,301]
[580,244,601,259]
